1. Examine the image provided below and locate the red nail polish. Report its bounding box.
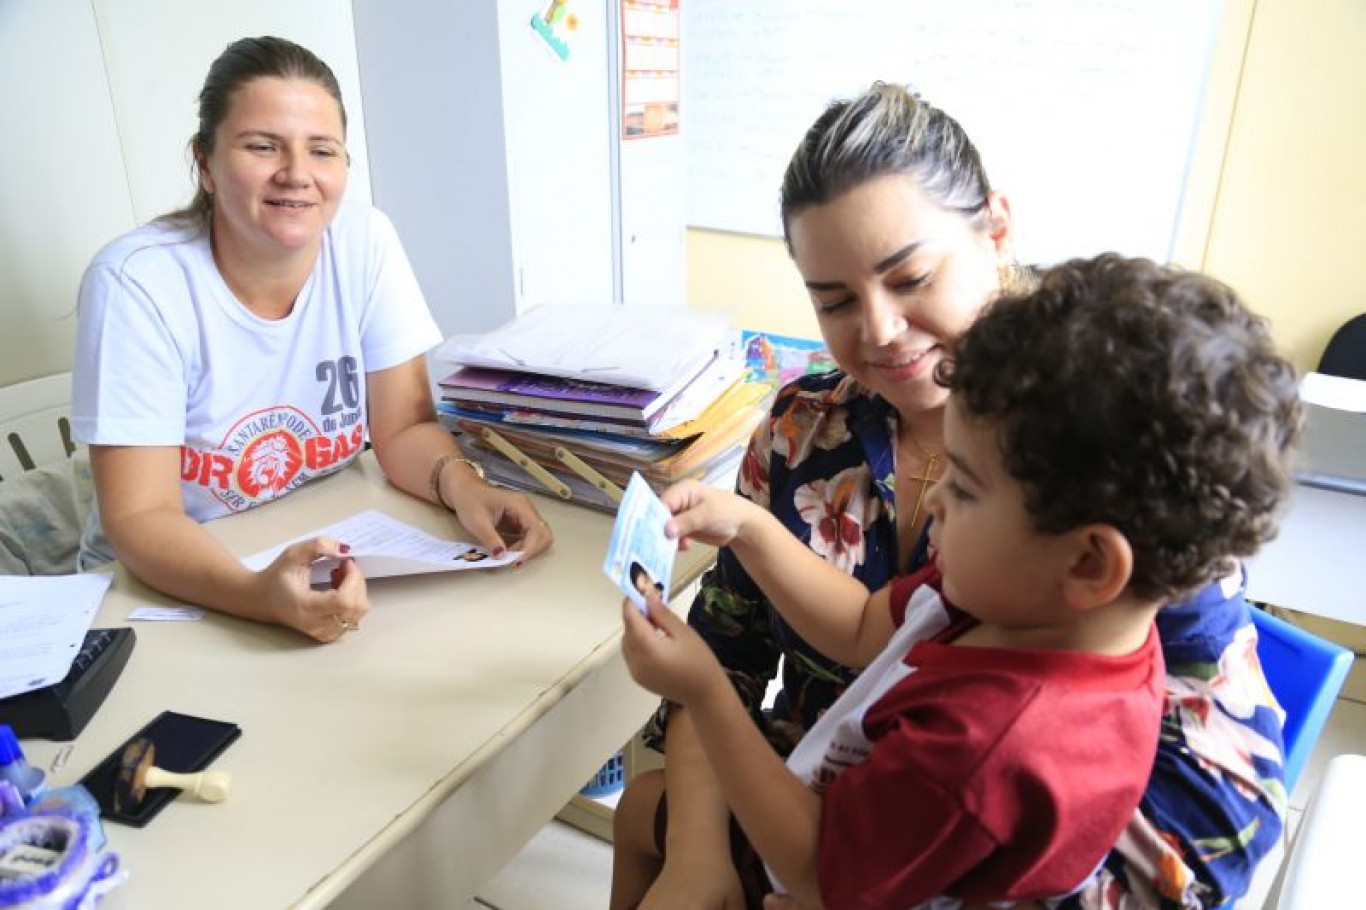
[340,543,352,554]
[493,546,507,557]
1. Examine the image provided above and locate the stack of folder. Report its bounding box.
[433,305,776,511]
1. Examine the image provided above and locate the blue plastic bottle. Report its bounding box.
[0,724,45,802]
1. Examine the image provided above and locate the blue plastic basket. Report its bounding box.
[580,750,625,797]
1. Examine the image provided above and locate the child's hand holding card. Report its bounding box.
[604,473,677,615]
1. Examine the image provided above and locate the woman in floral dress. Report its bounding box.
[611,83,1286,910]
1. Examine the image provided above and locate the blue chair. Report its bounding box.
[1250,607,1354,791]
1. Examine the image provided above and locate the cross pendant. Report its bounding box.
[906,453,939,531]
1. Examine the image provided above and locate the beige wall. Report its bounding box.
[1201,0,1366,370]
[687,0,1365,372]
[686,229,815,339]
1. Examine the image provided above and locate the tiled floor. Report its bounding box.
[472,659,1366,910]
[472,819,613,910]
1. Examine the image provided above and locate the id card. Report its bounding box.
[603,473,676,614]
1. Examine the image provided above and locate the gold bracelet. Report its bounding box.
[429,452,486,509]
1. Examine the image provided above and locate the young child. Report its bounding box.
[621,254,1302,910]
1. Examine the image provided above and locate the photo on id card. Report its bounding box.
[603,473,676,614]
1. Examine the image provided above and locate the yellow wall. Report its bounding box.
[686,229,815,339]
[688,0,1365,371]
[1201,0,1366,370]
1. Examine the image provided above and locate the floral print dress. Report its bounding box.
[645,370,1288,909]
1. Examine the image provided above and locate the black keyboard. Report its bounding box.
[0,627,136,741]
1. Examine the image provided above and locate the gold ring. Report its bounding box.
[333,615,359,632]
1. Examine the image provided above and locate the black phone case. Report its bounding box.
[79,710,241,827]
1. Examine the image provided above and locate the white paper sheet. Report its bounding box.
[434,304,731,391]
[0,573,112,699]
[126,606,205,622]
[242,509,520,584]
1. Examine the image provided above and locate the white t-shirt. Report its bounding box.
[771,585,950,902]
[71,200,441,566]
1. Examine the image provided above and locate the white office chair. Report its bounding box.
[0,373,90,575]
[1273,753,1366,908]
[0,372,75,480]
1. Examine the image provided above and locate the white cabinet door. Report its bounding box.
[620,133,687,308]
[352,0,684,336]
[497,0,617,312]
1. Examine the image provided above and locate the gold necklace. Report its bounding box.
[900,432,942,535]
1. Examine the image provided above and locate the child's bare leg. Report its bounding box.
[610,769,666,910]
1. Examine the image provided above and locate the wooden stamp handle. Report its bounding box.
[143,767,232,803]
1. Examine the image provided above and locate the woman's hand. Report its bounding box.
[622,590,727,708]
[365,357,554,562]
[662,480,763,550]
[444,475,554,561]
[254,536,370,643]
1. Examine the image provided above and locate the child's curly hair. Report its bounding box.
[939,254,1303,601]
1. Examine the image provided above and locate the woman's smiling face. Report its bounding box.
[787,175,1011,418]
[199,76,348,261]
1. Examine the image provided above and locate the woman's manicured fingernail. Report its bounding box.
[493,546,507,557]
[340,543,352,554]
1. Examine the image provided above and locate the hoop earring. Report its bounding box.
[998,255,1029,295]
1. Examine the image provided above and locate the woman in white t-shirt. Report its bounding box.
[71,36,552,642]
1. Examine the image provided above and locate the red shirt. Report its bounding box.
[800,572,1164,909]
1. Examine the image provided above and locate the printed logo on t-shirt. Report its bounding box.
[238,431,305,499]
[181,404,363,512]
[810,734,872,795]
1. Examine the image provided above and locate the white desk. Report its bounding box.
[19,454,711,909]
[1245,482,1366,627]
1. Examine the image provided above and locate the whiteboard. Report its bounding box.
[683,0,1221,265]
